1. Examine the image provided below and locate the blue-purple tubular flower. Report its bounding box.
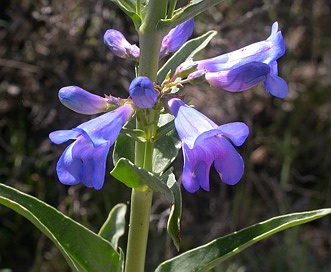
[104,29,140,60]
[129,76,158,108]
[203,62,271,92]
[160,18,195,58]
[192,22,288,98]
[58,86,108,115]
[167,98,249,193]
[49,104,134,189]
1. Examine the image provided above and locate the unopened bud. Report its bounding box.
[104,29,140,60]
[129,77,158,108]
[58,86,108,115]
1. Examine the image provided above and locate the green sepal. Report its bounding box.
[157,30,217,83]
[98,203,127,250]
[110,159,182,249]
[0,183,121,272]
[158,0,225,30]
[155,208,331,272]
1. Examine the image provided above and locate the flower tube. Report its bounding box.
[49,103,135,189]
[58,86,108,115]
[167,98,249,193]
[195,22,285,72]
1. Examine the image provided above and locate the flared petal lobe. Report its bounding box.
[160,18,194,58]
[49,104,134,189]
[58,86,108,115]
[167,98,249,193]
[129,76,158,108]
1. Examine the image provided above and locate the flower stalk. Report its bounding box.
[124,1,168,272]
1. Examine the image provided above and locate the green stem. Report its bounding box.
[124,1,168,272]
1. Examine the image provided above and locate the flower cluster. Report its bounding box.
[50,20,287,192]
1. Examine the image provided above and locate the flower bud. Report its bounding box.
[104,29,140,60]
[58,86,108,115]
[160,18,194,58]
[129,77,158,108]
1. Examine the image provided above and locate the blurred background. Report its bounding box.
[0,0,330,271]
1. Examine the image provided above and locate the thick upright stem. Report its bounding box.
[124,1,168,272]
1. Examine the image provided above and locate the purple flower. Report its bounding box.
[160,18,195,58]
[58,86,108,115]
[104,29,140,60]
[129,76,158,108]
[49,104,134,189]
[185,22,288,98]
[167,98,249,193]
[202,62,271,92]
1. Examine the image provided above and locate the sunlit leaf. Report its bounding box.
[99,203,127,250]
[109,0,141,29]
[0,183,121,272]
[110,159,182,249]
[158,0,224,30]
[155,208,331,272]
[157,30,217,83]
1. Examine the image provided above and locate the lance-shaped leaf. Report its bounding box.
[159,0,225,30]
[99,203,127,249]
[155,208,331,272]
[157,30,217,83]
[110,158,182,250]
[0,183,121,272]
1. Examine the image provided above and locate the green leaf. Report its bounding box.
[158,0,224,30]
[113,119,136,166]
[120,127,146,143]
[157,30,217,83]
[160,169,182,251]
[99,203,127,249]
[0,183,121,272]
[109,0,141,29]
[110,159,182,249]
[153,114,181,175]
[155,208,331,272]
